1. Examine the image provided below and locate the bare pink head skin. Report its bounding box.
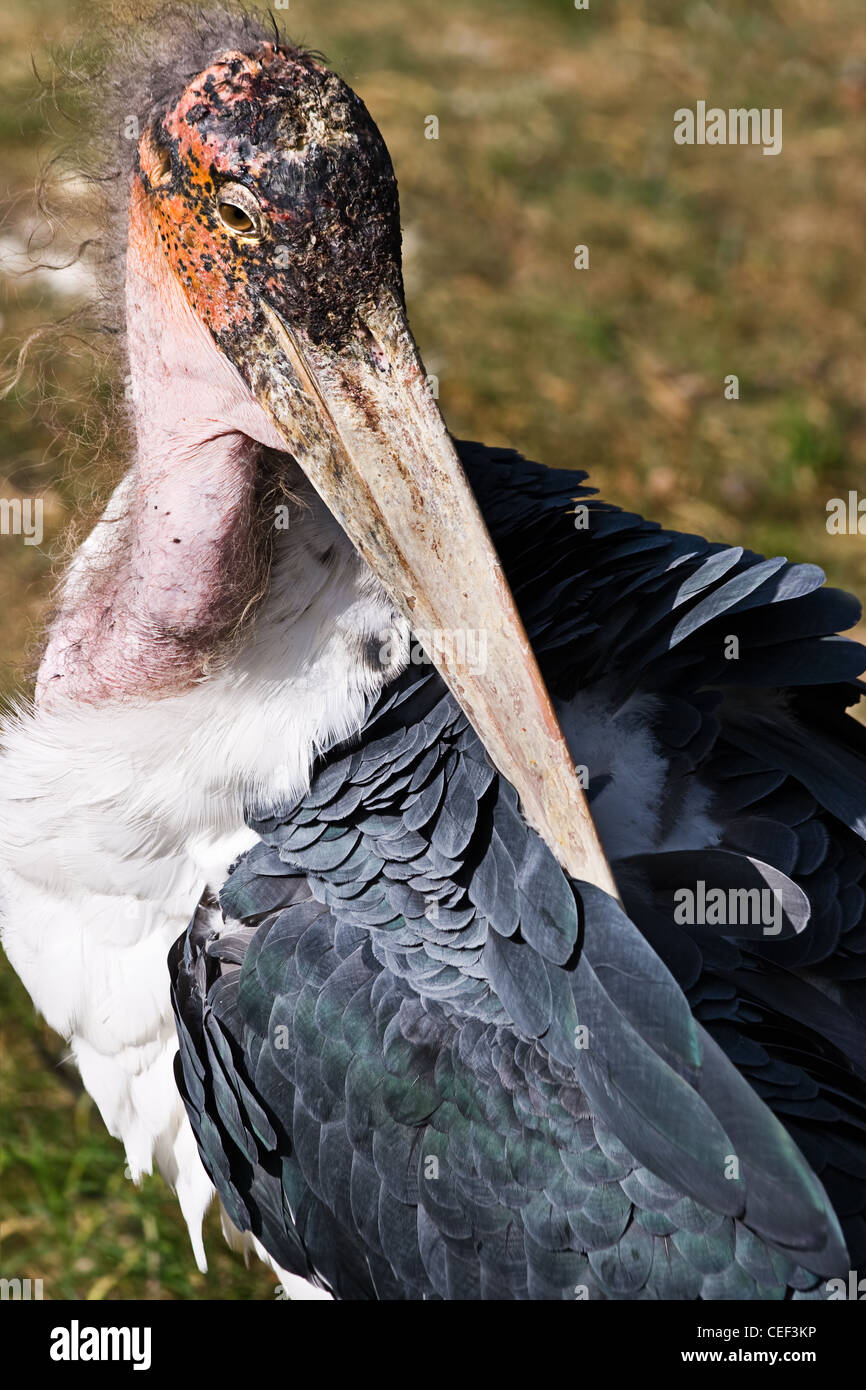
[37,42,617,895]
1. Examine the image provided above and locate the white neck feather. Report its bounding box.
[0,474,406,1269]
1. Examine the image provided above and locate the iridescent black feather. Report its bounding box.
[170,443,866,1298]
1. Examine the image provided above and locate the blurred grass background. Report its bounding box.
[2,0,866,1298]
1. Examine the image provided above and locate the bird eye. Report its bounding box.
[218,202,254,233]
[216,184,263,239]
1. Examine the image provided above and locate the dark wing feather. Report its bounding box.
[170,441,866,1297]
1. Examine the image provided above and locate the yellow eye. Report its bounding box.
[216,184,263,239]
[218,202,254,233]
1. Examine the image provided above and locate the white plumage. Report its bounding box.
[0,475,405,1271]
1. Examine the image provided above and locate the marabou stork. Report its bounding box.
[3,8,866,1301]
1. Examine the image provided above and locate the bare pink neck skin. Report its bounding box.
[37,186,287,707]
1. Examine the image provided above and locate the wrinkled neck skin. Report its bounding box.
[37,183,293,707]
[28,180,411,828]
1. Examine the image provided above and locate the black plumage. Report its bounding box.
[170,443,866,1298]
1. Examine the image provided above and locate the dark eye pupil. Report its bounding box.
[219,202,254,233]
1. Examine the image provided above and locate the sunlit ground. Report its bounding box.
[2,0,865,1297]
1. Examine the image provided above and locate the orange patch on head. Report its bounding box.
[131,160,255,338]
[163,46,290,180]
[132,46,304,339]
[132,42,402,351]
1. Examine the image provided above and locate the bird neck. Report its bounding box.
[37,188,286,707]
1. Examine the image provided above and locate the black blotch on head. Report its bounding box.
[172,48,404,350]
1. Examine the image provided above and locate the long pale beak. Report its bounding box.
[248,289,618,898]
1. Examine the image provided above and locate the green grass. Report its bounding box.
[0,933,275,1299]
[2,0,866,1297]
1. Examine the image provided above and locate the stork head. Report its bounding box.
[72,34,615,893]
[137,43,403,352]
